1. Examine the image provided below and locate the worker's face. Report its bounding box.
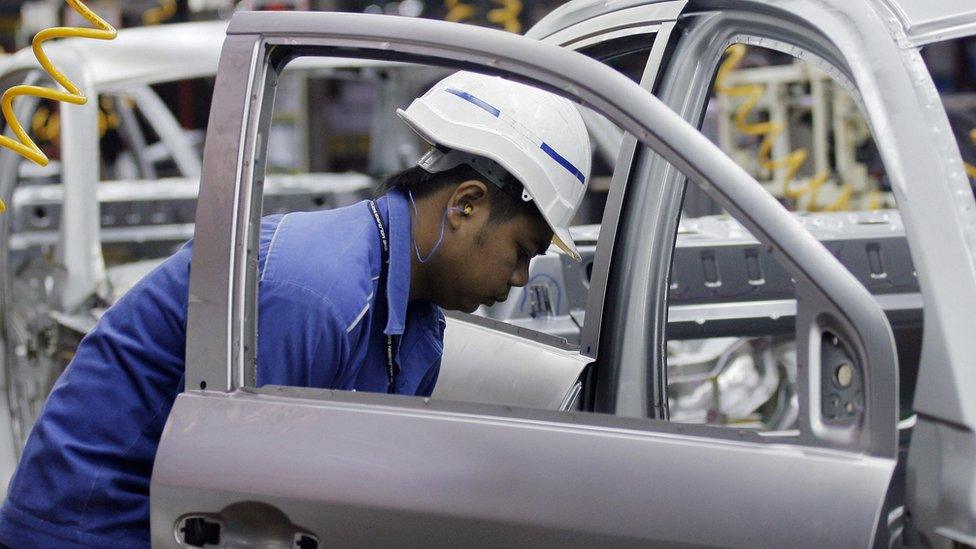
[435,181,553,313]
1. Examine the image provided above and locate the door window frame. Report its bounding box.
[615,3,964,450]
[184,10,897,461]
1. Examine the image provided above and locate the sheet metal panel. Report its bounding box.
[877,0,976,46]
[153,391,894,547]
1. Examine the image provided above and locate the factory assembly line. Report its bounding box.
[0,0,971,547]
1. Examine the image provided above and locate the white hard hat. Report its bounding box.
[397,71,591,261]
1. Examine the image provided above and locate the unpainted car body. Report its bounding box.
[147,1,976,546]
[0,0,973,546]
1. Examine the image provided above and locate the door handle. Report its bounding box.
[174,502,319,548]
[176,516,221,547]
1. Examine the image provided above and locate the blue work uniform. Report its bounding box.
[0,189,445,548]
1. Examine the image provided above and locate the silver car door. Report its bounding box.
[617,0,976,544]
[153,11,896,547]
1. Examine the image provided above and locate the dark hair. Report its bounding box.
[374,164,541,226]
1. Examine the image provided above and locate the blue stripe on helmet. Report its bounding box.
[445,87,501,118]
[541,142,586,184]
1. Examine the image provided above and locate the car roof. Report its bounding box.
[0,20,413,92]
[878,0,976,45]
[528,0,976,47]
[526,0,685,41]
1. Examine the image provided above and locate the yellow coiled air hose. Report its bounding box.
[31,94,122,147]
[144,0,178,26]
[966,129,976,180]
[446,0,523,34]
[487,0,523,34]
[0,0,118,213]
[714,45,852,211]
[445,0,477,23]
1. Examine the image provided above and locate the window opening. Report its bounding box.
[667,44,918,431]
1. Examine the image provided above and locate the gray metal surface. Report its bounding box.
[113,95,156,180]
[670,211,917,303]
[8,174,373,250]
[55,51,103,313]
[908,420,976,546]
[485,210,920,340]
[527,1,685,50]
[153,391,893,548]
[129,86,202,178]
[433,314,589,410]
[526,0,685,41]
[559,6,692,421]
[185,34,259,394]
[668,294,921,336]
[535,6,682,389]
[0,71,45,459]
[877,0,976,46]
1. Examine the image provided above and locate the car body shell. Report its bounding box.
[0,0,973,546]
[151,2,975,546]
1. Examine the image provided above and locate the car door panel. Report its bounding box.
[636,1,976,542]
[154,10,897,546]
[154,391,892,547]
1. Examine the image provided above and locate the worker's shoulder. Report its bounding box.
[258,202,378,320]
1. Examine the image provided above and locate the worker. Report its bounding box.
[0,70,591,547]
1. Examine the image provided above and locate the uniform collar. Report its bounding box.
[377,188,411,336]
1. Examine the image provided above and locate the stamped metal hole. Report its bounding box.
[835,363,854,388]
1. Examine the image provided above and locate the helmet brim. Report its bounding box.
[552,226,581,262]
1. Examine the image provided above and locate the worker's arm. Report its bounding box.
[415,356,441,397]
[413,310,446,397]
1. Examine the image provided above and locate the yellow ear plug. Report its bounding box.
[0,0,118,214]
[966,128,976,180]
[463,204,473,215]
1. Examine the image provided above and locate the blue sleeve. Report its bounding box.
[255,281,348,388]
[415,311,445,397]
[416,356,441,397]
[0,245,193,548]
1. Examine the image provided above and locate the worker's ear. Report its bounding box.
[447,179,488,229]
